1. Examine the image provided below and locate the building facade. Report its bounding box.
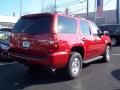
[75,10,119,25]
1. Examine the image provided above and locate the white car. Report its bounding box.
[0,41,10,60]
[0,28,11,41]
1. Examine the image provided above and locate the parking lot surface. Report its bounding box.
[0,46,120,90]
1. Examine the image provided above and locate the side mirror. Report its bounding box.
[97,30,102,34]
[93,30,102,36]
[103,31,109,35]
[95,29,102,36]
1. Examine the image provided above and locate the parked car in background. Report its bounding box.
[0,28,11,41]
[0,27,11,61]
[0,40,10,60]
[9,13,111,79]
[99,24,120,46]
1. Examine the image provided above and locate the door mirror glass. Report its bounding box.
[97,29,102,36]
[103,31,109,35]
[93,29,102,36]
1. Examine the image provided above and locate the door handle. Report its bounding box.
[94,38,97,41]
[82,38,86,41]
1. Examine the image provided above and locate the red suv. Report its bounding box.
[9,13,111,79]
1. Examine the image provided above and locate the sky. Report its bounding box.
[0,0,117,16]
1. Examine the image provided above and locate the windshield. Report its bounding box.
[12,16,53,34]
[0,28,11,32]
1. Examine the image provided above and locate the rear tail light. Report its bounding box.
[10,43,13,47]
[53,14,58,33]
[49,40,59,49]
[11,33,15,38]
[10,33,15,47]
[49,40,59,53]
[49,40,54,44]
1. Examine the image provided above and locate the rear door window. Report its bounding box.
[80,20,91,35]
[12,15,53,34]
[58,16,77,34]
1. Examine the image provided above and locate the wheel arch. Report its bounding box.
[70,46,84,60]
[107,43,112,48]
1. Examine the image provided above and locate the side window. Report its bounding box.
[90,22,101,35]
[58,16,77,34]
[80,20,91,35]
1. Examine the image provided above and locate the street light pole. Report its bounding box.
[94,0,96,22]
[20,0,22,17]
[54,0,56,12]
[86,0,89,17]
[116,0,119,24]
[41,0,44,13]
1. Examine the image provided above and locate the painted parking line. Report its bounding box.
[111,54,120,56]
[0,62,18,66]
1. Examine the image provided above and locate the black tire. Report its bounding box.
[0,50,2,59]
[111,38,117,46]
[102,46,111,62]
[66,52,82,79]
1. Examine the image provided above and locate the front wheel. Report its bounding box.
[111,38,117,46]
[66,52,82,79]
[102,46,111,62]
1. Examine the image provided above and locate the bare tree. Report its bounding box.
[43,5,55,13]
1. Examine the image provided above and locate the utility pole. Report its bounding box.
[94,0,96,22]
[20,0,22,17]
[65,8,69,14]
[41,0,44,13]
[54,0,57,12]
[86,0,89,17]
[116,0,119,24]
[13,12,15,16]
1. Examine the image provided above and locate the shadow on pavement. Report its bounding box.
[82,60,105,69]
[0,66,70,90]
[0,58,14,63]
[111,69,120,81]
[25,69,69,84]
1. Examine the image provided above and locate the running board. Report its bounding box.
[82,56,103,64]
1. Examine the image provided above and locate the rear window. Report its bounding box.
[12,16,53,34]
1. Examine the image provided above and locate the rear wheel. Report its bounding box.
[66,52,82,79]
[102,46,111,62]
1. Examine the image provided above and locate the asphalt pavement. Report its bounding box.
[0,46,120,90]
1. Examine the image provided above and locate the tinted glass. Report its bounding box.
[58,16,77,34]
[12,16,53,34]
[80,20,90,35]
[0,28,11,32]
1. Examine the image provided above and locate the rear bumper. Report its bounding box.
[9,51,69,69]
